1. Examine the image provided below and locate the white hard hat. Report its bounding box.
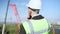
[27,0,42,9]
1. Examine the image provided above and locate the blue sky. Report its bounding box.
[0,0,60,23]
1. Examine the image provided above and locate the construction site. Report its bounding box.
[0,0,60,34]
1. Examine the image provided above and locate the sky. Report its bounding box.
[0,0,60,23]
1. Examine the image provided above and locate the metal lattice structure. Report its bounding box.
[9,4,21,34]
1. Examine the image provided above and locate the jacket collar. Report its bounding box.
[32,15,44,20]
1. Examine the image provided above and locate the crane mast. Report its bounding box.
[10,4,21,34]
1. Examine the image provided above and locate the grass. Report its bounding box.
[0,23,18,34]
[6,24,16,34]
[0,23,60,34]
[0,24,2,34]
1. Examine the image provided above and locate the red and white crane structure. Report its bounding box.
[9,4,21,34]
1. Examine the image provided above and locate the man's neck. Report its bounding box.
[32,14,40,18]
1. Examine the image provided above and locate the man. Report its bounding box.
[20,0,51,34]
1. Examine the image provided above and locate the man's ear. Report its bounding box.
[27,14,32,19]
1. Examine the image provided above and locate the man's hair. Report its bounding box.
[28,7,40,14]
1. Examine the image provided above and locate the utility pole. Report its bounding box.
[2,0,10,34]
